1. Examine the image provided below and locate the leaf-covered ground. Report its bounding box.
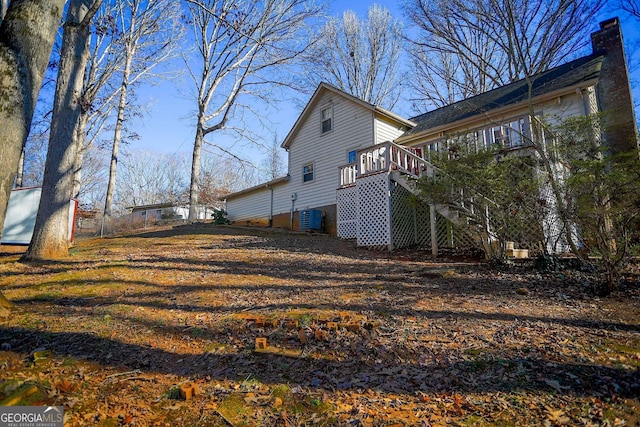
[0,224,638,426]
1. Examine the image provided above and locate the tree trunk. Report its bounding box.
[103,46,134,231]
[71,111,91,199]
[0,0,66,312]
[23,0,101,261]
[0,0,66,240]
[0,0,8,22]
[188,118,205,221]
[15,146,24,188]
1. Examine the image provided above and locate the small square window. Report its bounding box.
[321,106,332,133]
[303,163,314,182]
[348,150,357,163]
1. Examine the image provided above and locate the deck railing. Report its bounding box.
[339,141,437,187]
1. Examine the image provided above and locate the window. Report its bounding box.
[321,106,332,133]
[303,163,314,182]
[348,150,357,163]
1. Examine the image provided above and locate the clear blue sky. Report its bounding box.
[129,1,640,176]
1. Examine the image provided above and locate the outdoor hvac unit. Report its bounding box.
[300,209,322,231]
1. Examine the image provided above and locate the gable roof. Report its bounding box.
[281,82,415,149]
[400,53,604,141]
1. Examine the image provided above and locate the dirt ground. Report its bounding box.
[0,223,638,426]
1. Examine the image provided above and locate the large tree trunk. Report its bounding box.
[0,0,66,240]
[0,0,67,313]
[188,118,205,221]
[23,0,101,261]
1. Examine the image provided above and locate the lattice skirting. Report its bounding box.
[336,186,358,239]
[356,173,391,248]
[391,183,431,249]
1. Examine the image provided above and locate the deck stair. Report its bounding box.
[337,141,495,252]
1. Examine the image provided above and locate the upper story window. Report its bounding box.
[348,150,357,163]
[321,106,333,134]
[303,163,314,182]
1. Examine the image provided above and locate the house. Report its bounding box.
[223,82,414,234]
[128,203,213,225]
[225,18,638,254]
[337,17,637,254]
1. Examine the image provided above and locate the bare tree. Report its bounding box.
[198,155,257,207]
[260,133,287,181]
[115,150,188,209]
[184,0,321,221]
[621,0,640,17]
[101,0,184,230]
[71,1,126,200]
[23,0,103,261]
[403,0,605,110]
[303,4,404,109]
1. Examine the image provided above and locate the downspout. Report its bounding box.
[269,186,274,227]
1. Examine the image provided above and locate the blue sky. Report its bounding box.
[129,1,639,175]
[129,1,405,169]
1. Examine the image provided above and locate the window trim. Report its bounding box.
[321,105,333,134]
[302,162,314,183]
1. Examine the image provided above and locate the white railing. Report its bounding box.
[339,141,439,187]
[339,162,358,186]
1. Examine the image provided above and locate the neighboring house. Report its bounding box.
[128,203,213,225]
[225,18,638,254]
[223,83,414,234]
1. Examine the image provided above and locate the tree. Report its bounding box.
[554,114,640,293]
[23,0,102,261]
[260,133,287,181]
[198,155,259,208]
[184,0,321,221]
[0,0,67,241]
[621,0,640,17]
[416,142,548,260]
[101,0,184,230]
[115,150,187,209]
[403,0,605,110]
[302,4,404,110]
[0,0,68,315]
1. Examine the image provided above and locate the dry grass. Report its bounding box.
[0,223,638,426]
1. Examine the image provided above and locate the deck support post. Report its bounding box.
[430,204,438,258]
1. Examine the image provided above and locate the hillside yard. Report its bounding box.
[0,224,638,426]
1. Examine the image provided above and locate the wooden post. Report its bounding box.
[430,204,438,258]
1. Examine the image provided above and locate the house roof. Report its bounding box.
[221,176,290,200]
[127,202,181,211]
[281,82,415,149]
[399,53,604,142]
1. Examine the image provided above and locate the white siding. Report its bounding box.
[375,115,407,144]
[405,88,596,148]
[224,86,411,224]
[285,92,375,212]
[543,90,592,125]
[226,188,274,221]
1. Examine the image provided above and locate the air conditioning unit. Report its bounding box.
[300,209,323,231]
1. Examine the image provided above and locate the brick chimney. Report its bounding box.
[591,17,639,154]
